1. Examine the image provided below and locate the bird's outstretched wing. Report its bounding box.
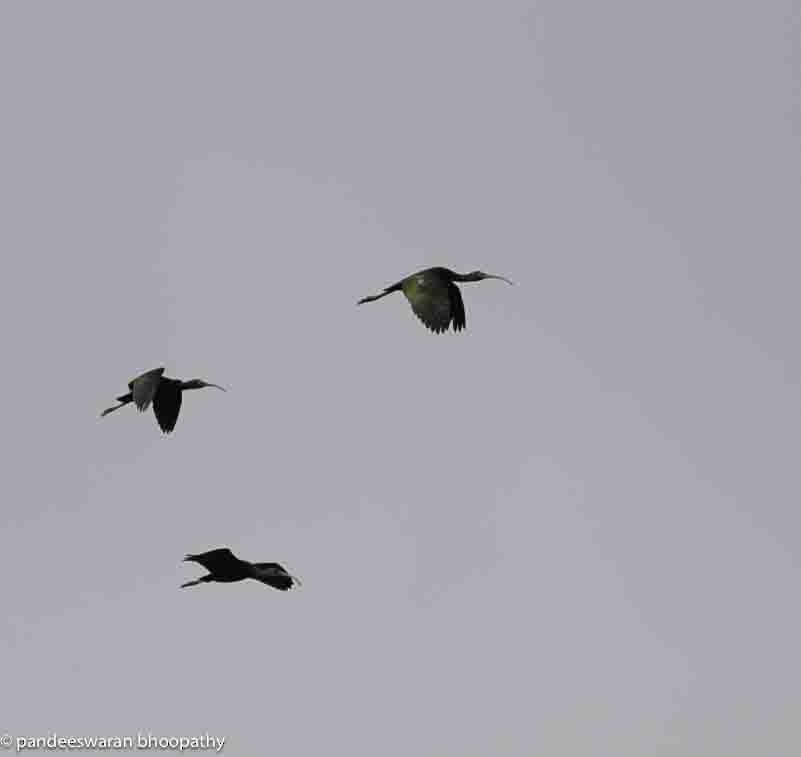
[448,282,466,332]
[130,367,165,411]
[153,379,182,433]
[185,548,241,573]
[404,275,453,333]
[251,562,298,591]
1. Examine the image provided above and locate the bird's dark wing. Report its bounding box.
[252,562,297,591]
[404,275,453,334]
[153,379,182,433]
[185,548,241,573]
[448,282,466,332]
[130,367,165,411]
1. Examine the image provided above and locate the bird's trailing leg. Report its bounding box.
[357,292,390,305]
[100,393,133,417]
[357,282,403,305]
[180,575,213,589]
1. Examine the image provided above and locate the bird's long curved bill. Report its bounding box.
[208,384,227,392]
[486,274,514,285]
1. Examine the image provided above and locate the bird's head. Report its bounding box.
[465,270,514,285]
[182,379,227,392]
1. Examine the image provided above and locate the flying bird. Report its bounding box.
[181,548,300,591]
[100,367,225,433]
[357,266,513,333]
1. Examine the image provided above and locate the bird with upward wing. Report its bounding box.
[100,367,225,434]
[357,266,513,333]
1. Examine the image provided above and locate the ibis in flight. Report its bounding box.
[100,367,225,433]
[357,266,513,333]
[181,548,300,591]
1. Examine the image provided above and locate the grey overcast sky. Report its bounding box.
[1,1,799,755]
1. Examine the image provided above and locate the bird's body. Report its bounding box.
[181,548,299,591]
[357,266,513,333]
[100,367,225,433]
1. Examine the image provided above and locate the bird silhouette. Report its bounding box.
[100,367,225,433]
[357,266,513,333]
[181,548,300,591]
